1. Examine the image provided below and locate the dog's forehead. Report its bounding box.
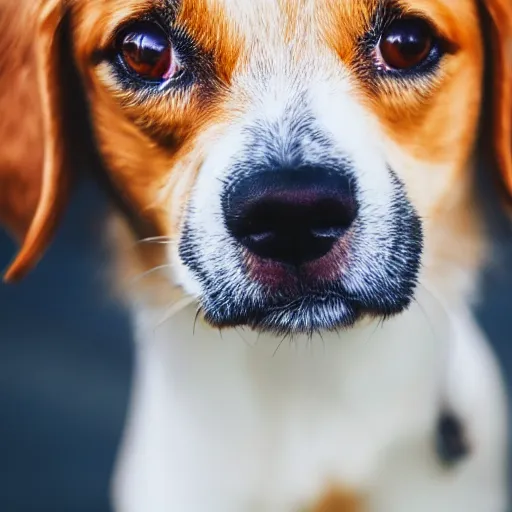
[202,0,477,21]
[74,0,480,48]
[210,0,480,50]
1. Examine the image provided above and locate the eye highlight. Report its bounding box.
[117,22,181,82]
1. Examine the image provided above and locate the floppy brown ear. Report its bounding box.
[0,0,73,282]
[483,0,512,198]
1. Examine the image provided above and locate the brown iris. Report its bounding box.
[119,24,176,81]
[379,18,434,70]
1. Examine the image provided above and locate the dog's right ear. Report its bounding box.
[482,0,512,200]
[1,0,76,282]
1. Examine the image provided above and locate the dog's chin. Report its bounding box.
[199,291,412,336]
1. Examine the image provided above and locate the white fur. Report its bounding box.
[173,64,403,307]
[112,286,508,512]
[111,16,508,511]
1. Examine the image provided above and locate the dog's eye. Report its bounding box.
[118,23,180,81]
[378,18,434,70]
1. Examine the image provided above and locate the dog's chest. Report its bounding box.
[114,290,450,512]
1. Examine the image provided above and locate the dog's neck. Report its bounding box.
[128,286,452,414]
[113,285,455,511]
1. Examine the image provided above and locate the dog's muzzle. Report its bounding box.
[179,121,422,334]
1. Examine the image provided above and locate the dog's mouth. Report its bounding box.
[195,266,417,335]
[200,293,363,335]
[180,213,422,334]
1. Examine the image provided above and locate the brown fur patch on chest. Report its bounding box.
[311,489,365,512]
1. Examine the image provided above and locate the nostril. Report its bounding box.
[232,197,354,236]
[223,168,358,265]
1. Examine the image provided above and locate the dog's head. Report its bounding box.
[2,0,512,334]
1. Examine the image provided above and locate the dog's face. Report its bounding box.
[2,0,512,334]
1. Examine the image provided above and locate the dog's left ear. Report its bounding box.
[482,0,512,198]
[2,0,85,282]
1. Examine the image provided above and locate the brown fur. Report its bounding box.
[0,1,43,242]
[311,489,365,512]
[1,0,511,285]
[486,0,512,194]
[0,0,510,507]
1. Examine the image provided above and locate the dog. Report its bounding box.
[0,0,511,510]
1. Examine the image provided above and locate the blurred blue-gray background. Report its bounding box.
[0,183,511,512]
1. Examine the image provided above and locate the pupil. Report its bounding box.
[124,33,167,64]
[139,35,167,64]
[398,23,428,56]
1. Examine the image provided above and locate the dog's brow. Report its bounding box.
[163,0,180,17]
[174,0,244,83]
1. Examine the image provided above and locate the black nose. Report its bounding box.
[223,167,358,266]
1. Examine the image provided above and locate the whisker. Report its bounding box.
[412,296,437,345]
[130,264,173,285]
[235,327,254,349]
[155,295,196,330]
[193,307,202,335]
[365,319,383,344]
[413,283,443,342]
[136,236,173,245]
[273,334,287,357]
[317,330,325,356]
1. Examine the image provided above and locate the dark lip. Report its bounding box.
[242,231,353,291]
[199,291,409,336]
